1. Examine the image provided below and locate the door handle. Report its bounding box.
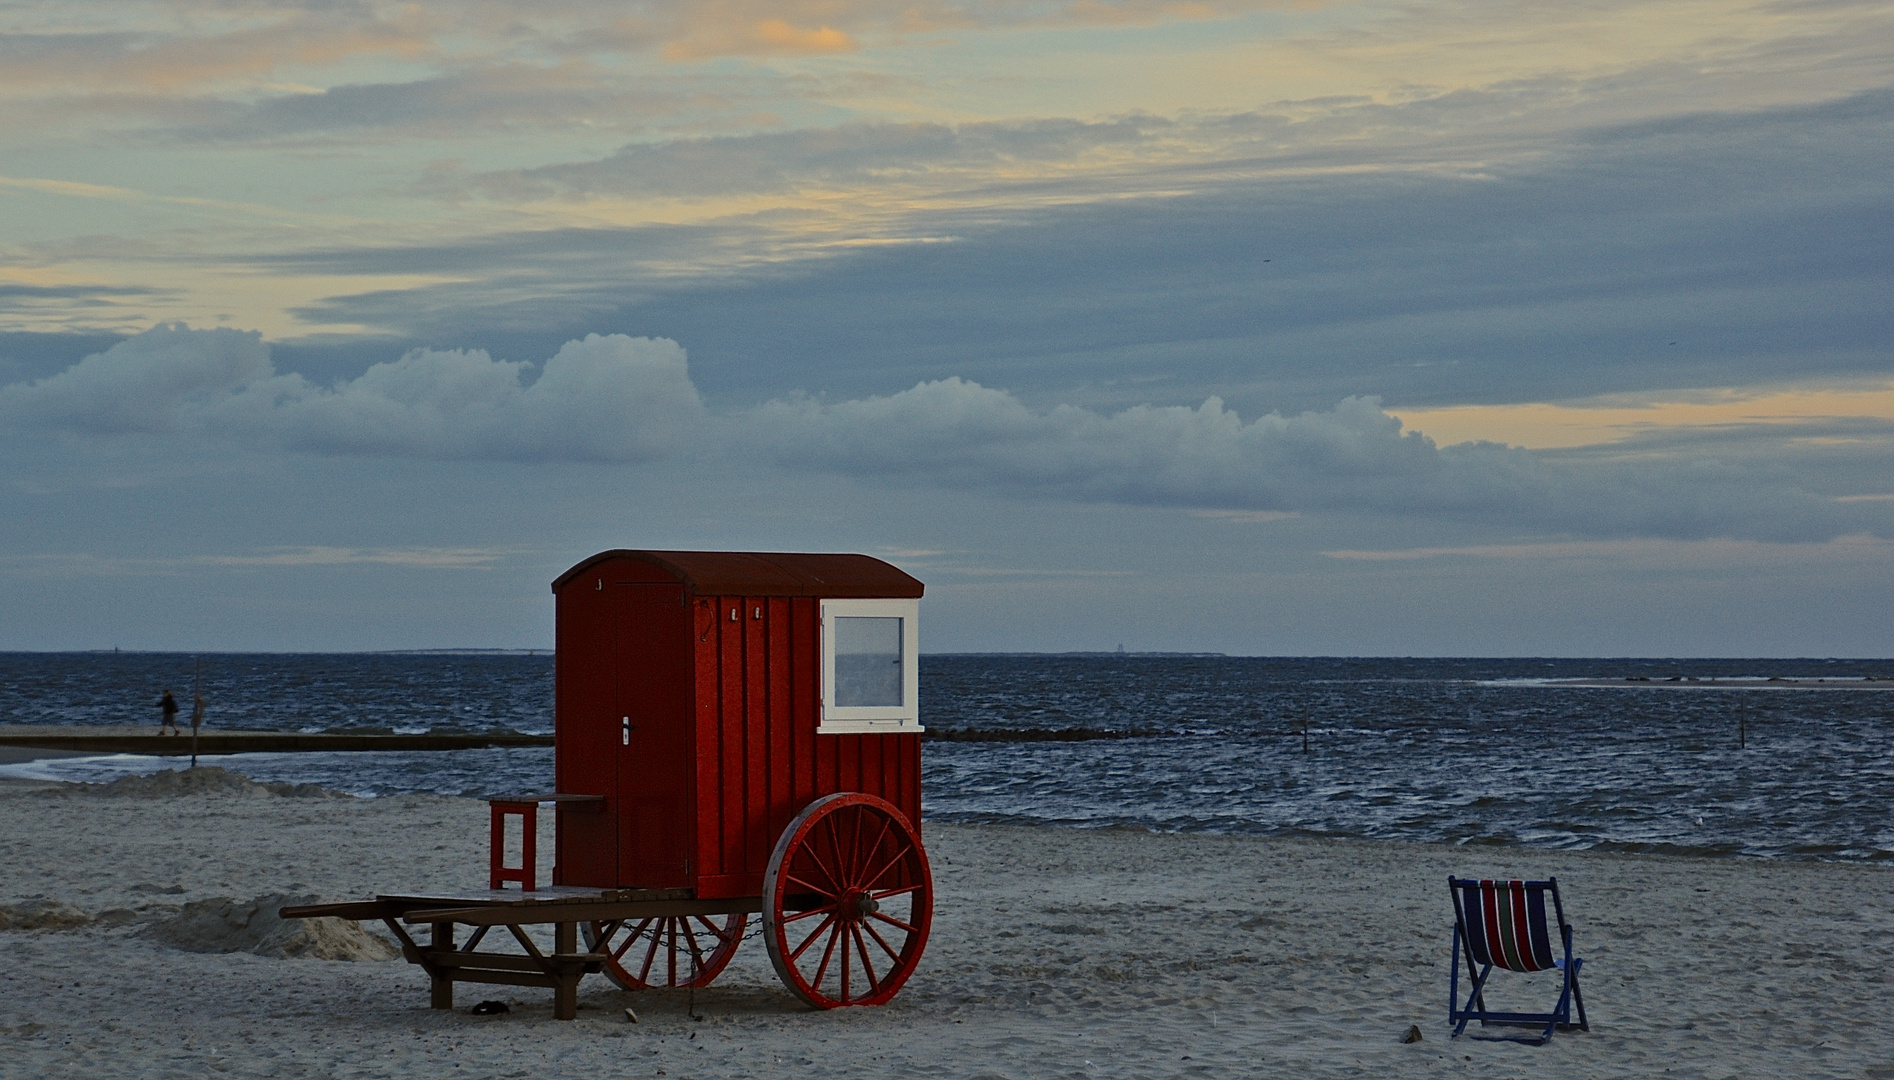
[621,717,634,745]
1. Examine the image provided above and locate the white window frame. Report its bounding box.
[818,597,922,734]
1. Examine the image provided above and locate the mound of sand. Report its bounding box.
[0,899,143,931]
[144,893,399,961]
[0,899,94,931]
[75,766,342,799]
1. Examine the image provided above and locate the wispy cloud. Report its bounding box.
[1191,509,1299,523]
[202,546,513,569]
[907,564,1139,578]
[238,85,1894,425]
[1322,536,1894,562]
[450,115,1180,201]
[0,13,435,93]
[6,546,515,578]
[0,173,359,227]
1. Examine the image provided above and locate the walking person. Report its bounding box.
[158,688,181,735]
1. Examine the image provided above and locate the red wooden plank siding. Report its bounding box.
[874,734,893,819]
[868,726,888,800]
[792,597,818,823]
[839,721,861,799]
[718,595,745,883]
[905,732,922,830]
[692,595,723,882]
[743,597,768,876]
[765,596,794,873]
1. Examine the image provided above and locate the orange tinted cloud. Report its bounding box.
[1394,384,1894,450]
[598,0,1291,61]
[663,18,859,60]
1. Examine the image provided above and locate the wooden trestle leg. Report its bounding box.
[553,922,579,1021]
[430,922,455,1010]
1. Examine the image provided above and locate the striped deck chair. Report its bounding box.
[1448,877,1588,1045]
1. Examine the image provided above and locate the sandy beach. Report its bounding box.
[2,768,1891,1080]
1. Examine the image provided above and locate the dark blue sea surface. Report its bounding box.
[3,652,1891,861]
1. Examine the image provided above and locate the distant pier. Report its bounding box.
[0,725,553,757]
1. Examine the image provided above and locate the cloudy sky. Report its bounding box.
[2,0,1891,655]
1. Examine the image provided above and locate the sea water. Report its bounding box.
[2,652,1890,861]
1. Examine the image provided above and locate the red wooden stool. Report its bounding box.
[487,794,603,890]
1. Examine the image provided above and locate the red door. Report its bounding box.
[614,582,693,887]
[554,575,617,888]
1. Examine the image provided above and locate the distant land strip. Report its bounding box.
[1538,676,1894,689]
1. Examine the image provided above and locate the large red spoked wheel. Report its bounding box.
[584,914,747,990]
[763,792,933,1009]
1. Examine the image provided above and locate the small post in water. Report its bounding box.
[190,657,205,767]
[1739,697,1746,750]
[1301,719,1310,755]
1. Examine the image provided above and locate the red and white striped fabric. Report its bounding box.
[1453,879,1557,972]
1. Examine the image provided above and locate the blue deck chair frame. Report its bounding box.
[1448,876,1588,1045]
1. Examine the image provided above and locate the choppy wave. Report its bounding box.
[3,653,1891,860]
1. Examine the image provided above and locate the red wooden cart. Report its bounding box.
[284,551,933,1017]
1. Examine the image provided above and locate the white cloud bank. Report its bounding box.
[4,326,1887,543]
[0,325,703,462]
[748,378,1885,543]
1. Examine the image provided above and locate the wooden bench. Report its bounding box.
[282,887,740,1020]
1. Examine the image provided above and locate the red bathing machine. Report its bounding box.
[548,549,932,1005]
[283,549,933,1017]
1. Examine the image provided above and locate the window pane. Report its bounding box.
[834,616,903,707]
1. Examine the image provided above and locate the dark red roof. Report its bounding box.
[552,550,924,598]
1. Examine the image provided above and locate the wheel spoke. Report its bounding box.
[862,918,904,964]
[859,816,893,886]
[826,817,852,890]
[869,883,921,901]
[838,923,851,1001]
[788,911,838,961]
[801,824,844,892]
[859,835,914,893]
[869,910,919,935]
[810,919,843,989]
[785,871,839,899]
[851,924,882,993]
[781,901,839,925]
[847,810,880,888]
[612,918,656,962]
[681,918,708,976]
[637,923,663,983]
